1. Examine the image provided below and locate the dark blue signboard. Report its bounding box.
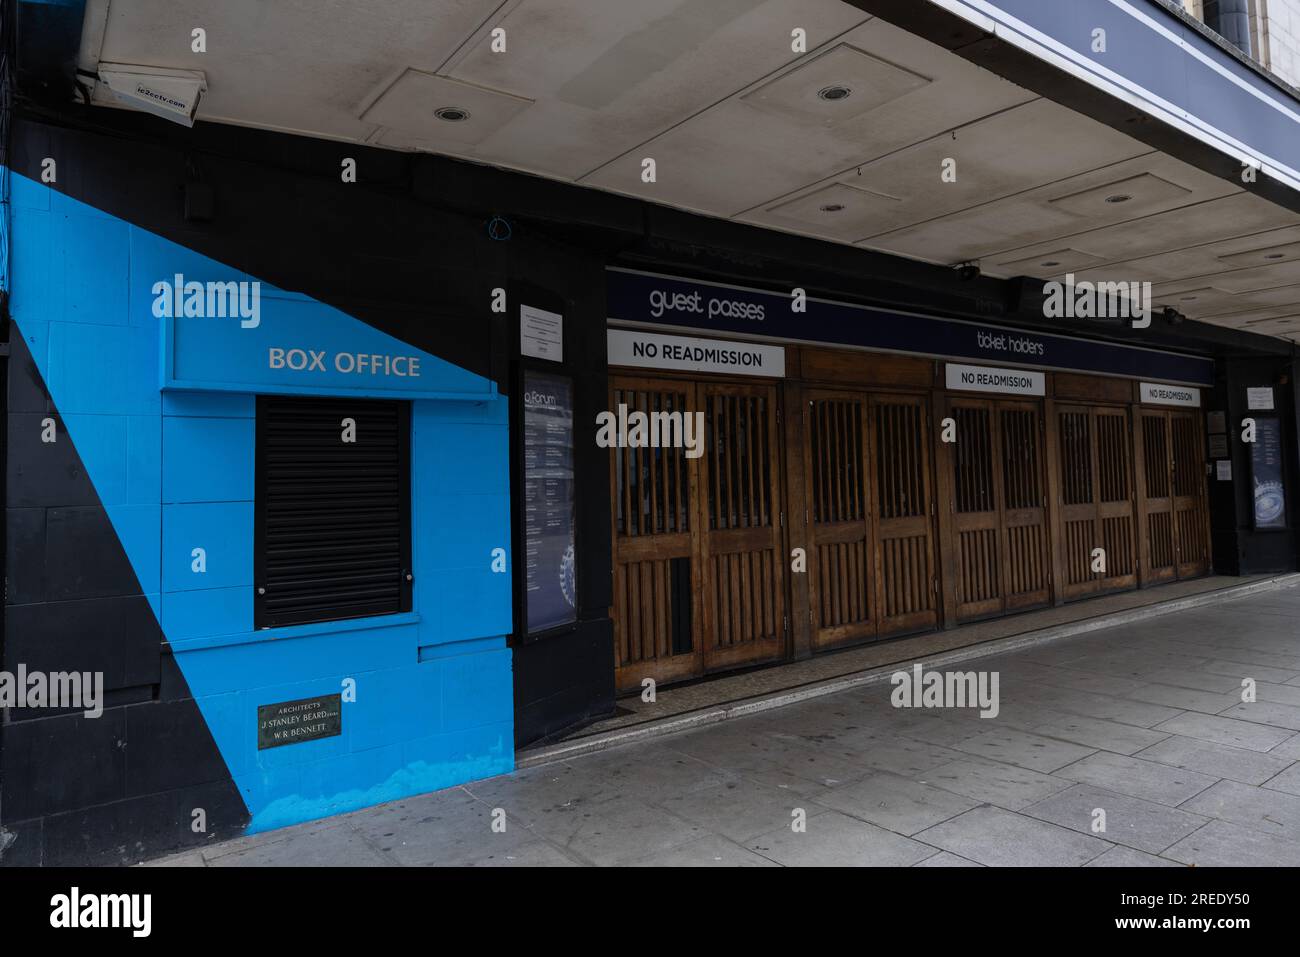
[607,269,1215,386]
[1250,416,1288,530]
[522,371,578,634]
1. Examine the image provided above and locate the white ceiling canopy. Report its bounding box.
[78,0,1300,340]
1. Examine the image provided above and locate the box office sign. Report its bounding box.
[608,329,786,378]
[257,694,343,749]
[1140,382,1201,407]
[946,363,1045,396]
[160,282,494,401]
[607,268,1215,387]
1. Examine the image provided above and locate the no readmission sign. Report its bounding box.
[607,329,786,378]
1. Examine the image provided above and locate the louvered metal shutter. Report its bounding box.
[255,396,412,628]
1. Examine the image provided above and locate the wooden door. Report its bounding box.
[1172,411,1210,578]
[951,400,1002,620]
[806,391,876,650]
[609,376,702,691]
[1057,406,1138,599]
[949,398,1050,621]
[872,396,939,635]
[1138,411,1178,584]
[998,403,1051,610]
[700,383,787,672]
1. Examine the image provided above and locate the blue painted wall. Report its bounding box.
[7,168,515,833]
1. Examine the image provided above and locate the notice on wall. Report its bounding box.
[608,329,785,377]
[1208,433,1229,458]
[1207,410,1227,434]
[944,363,1045,396]
[1246,387,1275,411]
[1216,460,1233,482]
[1249,416,1288,530]
[521,304,564,362]
[257,694,342,750]
[523,372,577,634]
[1140,382,1201,407]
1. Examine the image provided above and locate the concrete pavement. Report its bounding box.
[148,581,1300,867]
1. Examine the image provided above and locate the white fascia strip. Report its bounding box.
[925,0,1300,194]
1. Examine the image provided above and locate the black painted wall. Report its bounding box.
[3,331,249,865]
[1208,355,1300,574]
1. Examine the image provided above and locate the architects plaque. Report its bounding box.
[257,694,343,749]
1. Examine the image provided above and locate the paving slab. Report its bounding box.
[1152,712,1295,751]
[914,805,1111,867]
[209,821,391,867]
[1162,819,1300,867]
[625,834,777,867]
[656,778,825,842]
[914,850,983,866]
[1134,734,1293,786]
[1030,714,1169,755]
[1054,752,1219,806]
[745,811,935,867]
[1084,845,1185,867]
[918,756,1074,810]
[1022,783,1208,853]
[1179,779,1300,843]
[1261,762,1300,796]
[1218,700,1300,732]
[817,771,980,835]
[949,727,1096,773]
[1125,683,1245,714]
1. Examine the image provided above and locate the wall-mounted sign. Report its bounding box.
[607,268,1215,386]
[945,363,1045,396]
[521,304,563,362]
[522,371,577,635]
[1208,434,1229,458]
[1249,416,1288,530]
[608,329,786,378]
[1217,460,1233,481]
[1207,410,1227,434]
[257,694,342,749]
[160,282,494,400]
[1140,382,1201,407]
[1246,387,1275,411]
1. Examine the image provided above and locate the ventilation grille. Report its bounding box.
[255,396,411,628]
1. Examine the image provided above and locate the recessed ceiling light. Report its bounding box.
[435,106,470,122]
[820,203,846,213]
[817,85,852,101]
[1104,194,1132,204]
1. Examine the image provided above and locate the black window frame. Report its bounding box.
[254,394,413,629]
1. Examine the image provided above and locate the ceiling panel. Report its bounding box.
[741,98,1148,241]
[866,154,1241,269]
[441,0,867,179]
[578,16,1035,216]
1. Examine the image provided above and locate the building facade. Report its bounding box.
[3,0,1300,864]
